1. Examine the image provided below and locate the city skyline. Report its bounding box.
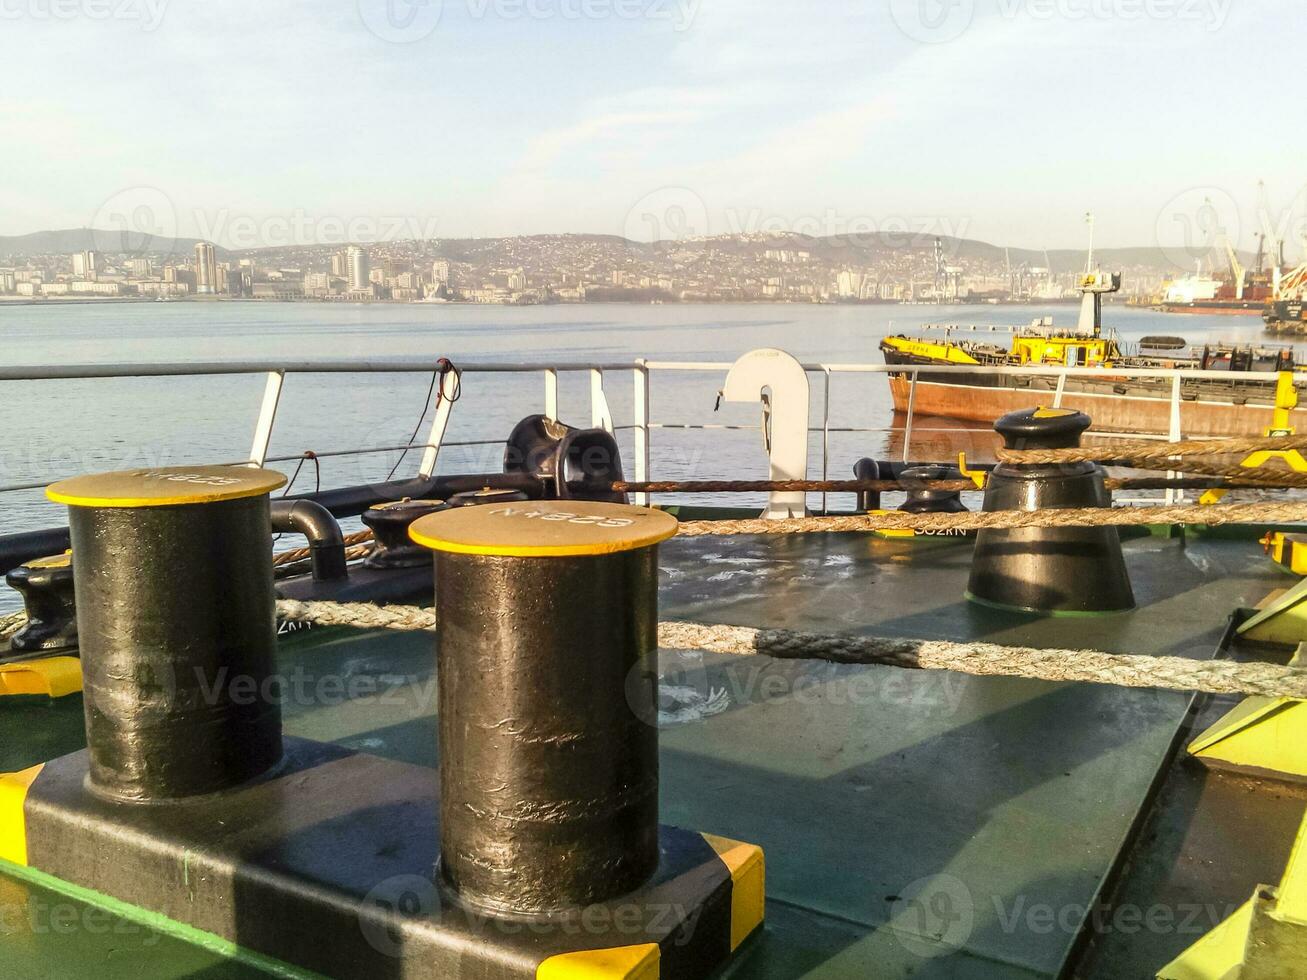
[0,225,1241,306]
[3,1,1305,251]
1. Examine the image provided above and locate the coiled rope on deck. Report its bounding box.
[266,599,1307,701]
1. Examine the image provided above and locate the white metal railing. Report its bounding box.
[0,356,1289,514]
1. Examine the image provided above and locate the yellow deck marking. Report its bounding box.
[409,500,677,558]
[47,465,286,508]
[537,943,660,979]
[0,765,44,866]
[0,657,82,699]
[702,833,766,951]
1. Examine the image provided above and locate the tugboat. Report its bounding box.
[880,271,1301,436]
[1265,298,1307,334]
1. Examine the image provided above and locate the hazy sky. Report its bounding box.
[3,0,1304,254]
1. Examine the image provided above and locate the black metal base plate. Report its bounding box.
[21,738,740,979]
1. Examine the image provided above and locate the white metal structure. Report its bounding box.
[720,348,810,518]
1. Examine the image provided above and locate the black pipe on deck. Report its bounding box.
[0,526,70,577]
[284,472,547,518]
[269,499,347,581]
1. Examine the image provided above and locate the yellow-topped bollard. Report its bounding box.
[46,465,286,802]
[409,500,678,914]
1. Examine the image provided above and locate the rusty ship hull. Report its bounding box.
[887,373,1302,437]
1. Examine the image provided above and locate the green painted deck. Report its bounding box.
[0,528,1292,978]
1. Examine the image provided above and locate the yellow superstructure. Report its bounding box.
[881,333,1117,368]
[880,336,979,364]
[1009,335,1114,367]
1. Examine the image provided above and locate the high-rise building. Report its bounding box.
[126,257,151,278]
[331,250,349,278]
[73,250,98,279]
[194,242,218,295]
[431,259,450,285]
[347,246,370,290]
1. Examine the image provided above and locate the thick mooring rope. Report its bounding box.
[674,501,1307,536]
[6,597,1303,699]
[272,529,375,568]
[266,600,1307,701]
[615,476,1307,494]
[998,433,1307,467]
[0,610,25,640]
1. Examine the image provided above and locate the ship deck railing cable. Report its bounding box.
[673,502,1307,536]
[997,433,1307,467]
[614,475,1307,492]
[261,498,1307,564]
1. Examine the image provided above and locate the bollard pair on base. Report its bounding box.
[0,466,763,980]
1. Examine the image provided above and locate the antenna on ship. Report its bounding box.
[1084,211,1095,275]
[1076,211,1120,337]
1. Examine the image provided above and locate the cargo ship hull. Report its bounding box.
[1159,300,1267,316]
[886,372,1299,437]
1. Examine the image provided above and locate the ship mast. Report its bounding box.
[1076,212,1120,336]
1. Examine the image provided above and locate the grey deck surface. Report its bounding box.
[0,530,1289,978]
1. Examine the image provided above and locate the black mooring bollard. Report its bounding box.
[967,408,1134,614]
[46,465,287,802]
[409,499,678,915]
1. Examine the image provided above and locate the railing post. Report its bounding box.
[633,362,650,507]
[1167,374,1183,505]
[544,369,559,422]
[902,370,919,464]
[590,368,614,433]
[247,371,285,468]
[822,368,831,515]
[417,368,460,479]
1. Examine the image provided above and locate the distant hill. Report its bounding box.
[0,228,228,259]
[0,227,1223,274]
